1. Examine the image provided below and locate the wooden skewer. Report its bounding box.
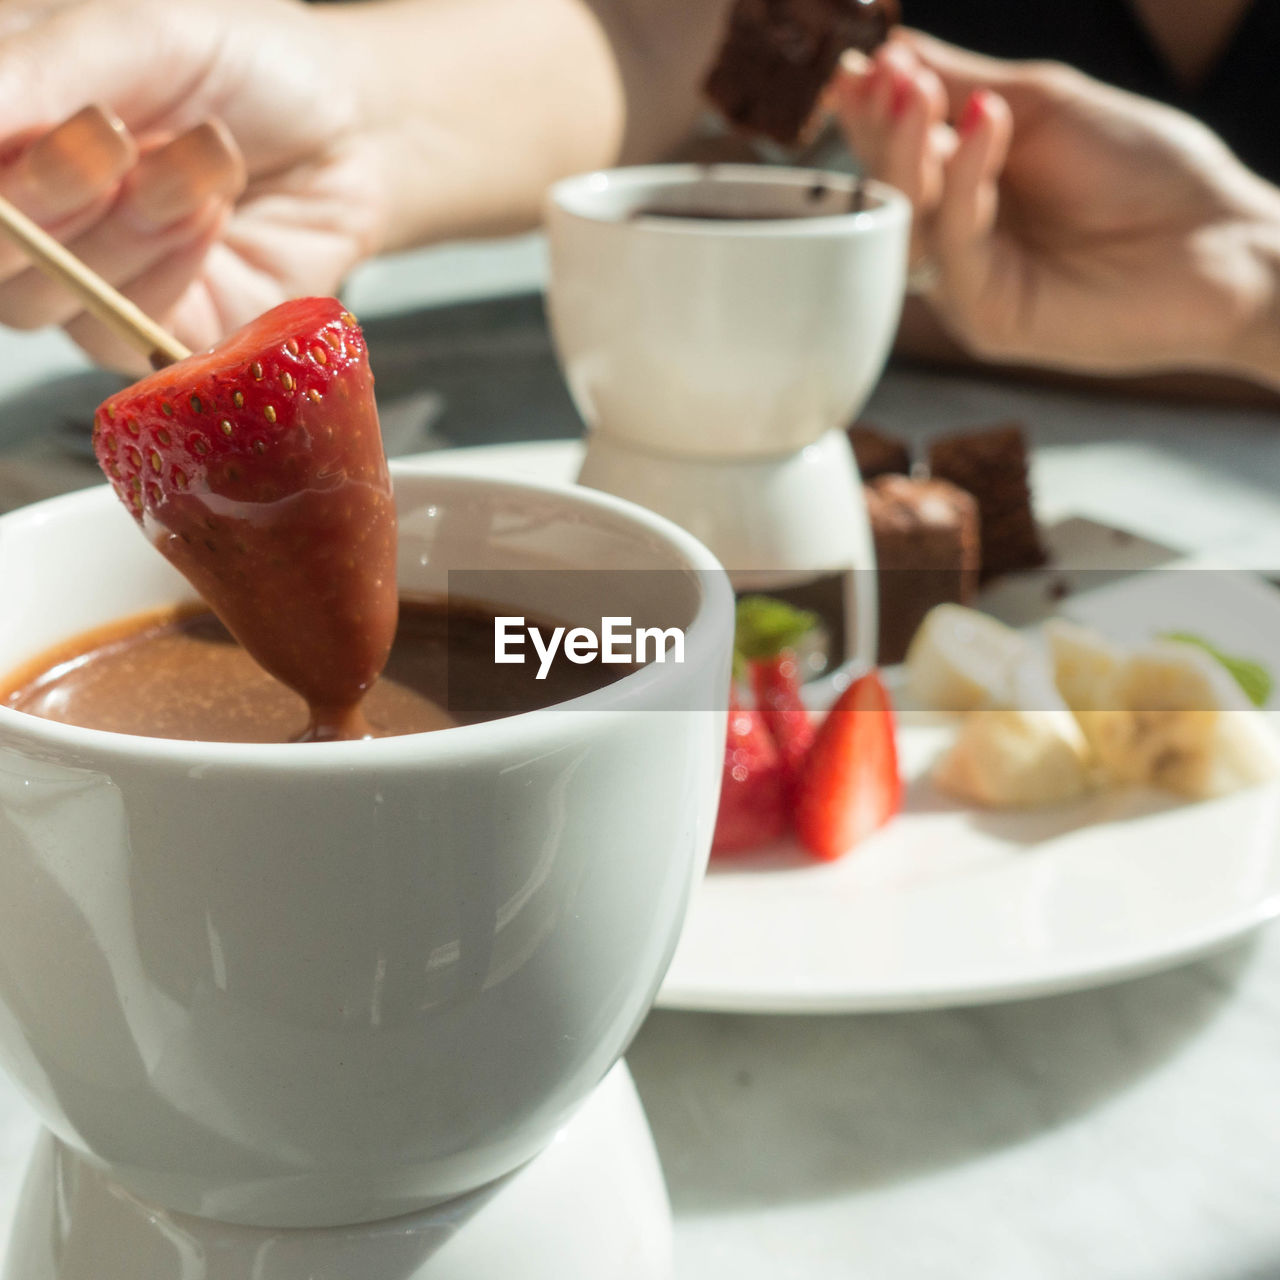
[0,191,190,369]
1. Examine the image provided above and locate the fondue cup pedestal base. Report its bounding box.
[578,428,878,670]
[3,1062,672,1280]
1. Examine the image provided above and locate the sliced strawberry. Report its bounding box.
[91,298,396,739]
[712,690,788,855]
[750,650,814,795]
[794,670,901,861]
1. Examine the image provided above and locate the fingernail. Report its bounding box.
[123,120,246,231]
[890,71,914,118]
[959,91,989,136]
[840,48,872,78]
[19,104,136,217]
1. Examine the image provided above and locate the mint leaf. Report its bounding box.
[1160,632,1274,708]
[735,595,819,662]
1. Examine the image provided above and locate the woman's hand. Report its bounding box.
[829,32,1280,385]
[0,0,383,369]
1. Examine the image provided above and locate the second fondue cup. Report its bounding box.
[0,463,733,1228]
[545,165,910,674]
[545,164,910,460]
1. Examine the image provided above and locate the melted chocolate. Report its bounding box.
[1,598,629,744]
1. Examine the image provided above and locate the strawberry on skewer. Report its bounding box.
[91,297,397,741]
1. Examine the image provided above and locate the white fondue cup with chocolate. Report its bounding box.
[0,463,732,1229]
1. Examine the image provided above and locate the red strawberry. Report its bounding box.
[794,670,901,861]
[712,691,788,855]
[91,297,396,740]
[750,650,814,795]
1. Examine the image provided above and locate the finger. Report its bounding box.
[0,121,244,329]
[830,44,924,183]
[4,104,135,221]
[900,29,1045,117]
[832,48,951,261]
[866,45,896,126]
[882,65,944,208]
[64,202,232,372]
[932,90,1013,295]
[196,238,293,338]
[828,55,888,174]
[0,104,137,279]
[122,120,246,227]
[914,63,950,128]
[0,2,211,139]
[898,29,1025,94]
[165,275,232,357]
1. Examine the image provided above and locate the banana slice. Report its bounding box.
[932,651,1095,808]
[912,607,1280,807]
[1045,618,1123,712]
[905,604,1028,712]
[1093,640,1280,799]
[1044,618,1126,756]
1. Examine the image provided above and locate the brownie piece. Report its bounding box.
[927,424,1047,580]
[704,0,899,144]
[865,474,980,664]
[849,422,911,480]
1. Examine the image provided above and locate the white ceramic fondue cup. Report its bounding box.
[545,165,911,672]
[546,164,910,461]
[0,463,732,1229]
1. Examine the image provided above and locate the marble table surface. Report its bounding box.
[1,236,1280,1279]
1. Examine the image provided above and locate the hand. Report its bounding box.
[829,32,1280,383]
[0,0,384,370]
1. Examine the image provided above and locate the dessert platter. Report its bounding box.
[419,438,1280,1014]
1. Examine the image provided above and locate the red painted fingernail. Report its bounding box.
[959,91,989,136]
[890,71,914,118]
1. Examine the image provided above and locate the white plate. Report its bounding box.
[411,440,1280,1013]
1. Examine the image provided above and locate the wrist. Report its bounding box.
[310,0,630,257]
[308,2,403,257]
